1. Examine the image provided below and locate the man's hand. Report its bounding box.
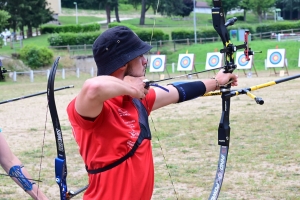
[215,70,238,87]
[123,76,149,99]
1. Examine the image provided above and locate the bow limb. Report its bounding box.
[47,57,68,200]
[209,0,232,199]
[47,57,89,199]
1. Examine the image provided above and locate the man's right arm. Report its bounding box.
[75,76,147,118]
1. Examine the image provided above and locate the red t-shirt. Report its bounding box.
[67,89,156,200]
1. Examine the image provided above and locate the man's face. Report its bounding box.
[125,55,148,77]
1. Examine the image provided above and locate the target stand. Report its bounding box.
[177,54,198,79]
[235,51,258,77]
[265,49,289,76]
[205,52,224,77]
[148,55,169,80]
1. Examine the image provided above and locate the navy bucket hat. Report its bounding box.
[92,26,152,76]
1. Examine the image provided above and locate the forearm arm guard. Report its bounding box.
[169,81,206,103]
[9,165,33,191]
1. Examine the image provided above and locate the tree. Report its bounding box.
[250,0,275,22]
[1,0,53,37]
[157,0,193,17]
[208,0,240,17]
[239,0,251,21]
[129,0,194,25]
[128,0,151,25]
[279,0,300,19]
[179,0,194,17]
[24,0,53,37]
[0,10,11,31]
[85,0,119,24]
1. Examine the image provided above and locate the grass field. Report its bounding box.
[0,71,300,199]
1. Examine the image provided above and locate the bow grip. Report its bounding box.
[143,79,153,89]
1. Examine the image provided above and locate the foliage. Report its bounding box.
[208,0,240,16]
[40,23,100,34]
[108,22,168,41]
[47,31,101,46]
[157,0,194,17]
[0,37,3,47]
[256,20,300,32]
[0,10,11,31]
[2,0,53,33]
[108,22,140,30]
[19,45,54,69]
[135,29,169,41]
[250,0,276,22]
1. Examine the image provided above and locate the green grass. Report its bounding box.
[61,4,145,16]
[58,16,105,25]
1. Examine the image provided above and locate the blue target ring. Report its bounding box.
[180,56,191,68]
[208,55,220,68]
[152,58,163,69]
[269,52,282,65]
[238,54,249,67]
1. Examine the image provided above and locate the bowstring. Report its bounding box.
[36,101,49,199]
[148,0,179,199]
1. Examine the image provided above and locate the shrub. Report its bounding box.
[20,45,54,69]
[47,31,101,46]
[40,23,100,34]
[108,22,139,31]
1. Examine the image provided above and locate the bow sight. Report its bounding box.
[212,4,253,73]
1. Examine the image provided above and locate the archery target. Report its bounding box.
[236,51,252,70]
[205,52,223,70]
[266,49,286,68]
[177,54,194,71]
[149,55,166,72]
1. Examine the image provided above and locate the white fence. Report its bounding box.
[8,67,95,82]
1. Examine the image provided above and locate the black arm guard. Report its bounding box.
[169,81,206,103]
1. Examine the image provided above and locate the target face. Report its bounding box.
[266,49,286,68]
[269,52,282,65]
[152,58,163,69]
[177,54,194,71]
[208,55,220,67]
[180,56,191,68]
[205,52,223,70]
[149,55,166,72]
[237,54,249,67]
[236,51,252,70]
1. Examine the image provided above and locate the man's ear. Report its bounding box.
[111,64,128,78]
[119,64,127,72]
